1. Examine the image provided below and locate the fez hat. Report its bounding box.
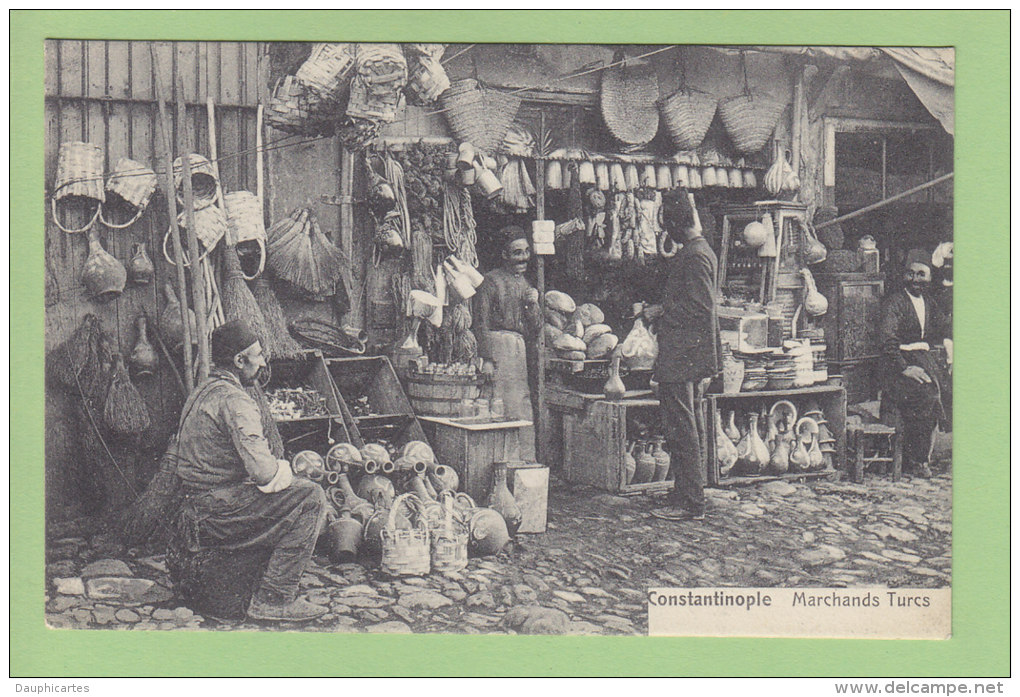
[211,320,259,364]
[905,248,932,270]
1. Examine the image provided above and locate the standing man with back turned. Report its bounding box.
[646,191,721,521]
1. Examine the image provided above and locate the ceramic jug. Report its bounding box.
[332,471,370,512]
[127,242,155,286]
[767,433,792,475]
[356,473,395,507]
[468,507,511,557]
[736,414,769,475]
[624,441,637,485]
[633,441,656,484]
[488,462,522,536]
[129,315,159,377]
[427,463,460,494]
[725,411,741,444]
[603,352,626,401]
[789,435,811,472]
[808,433,825,471]
[325,509,363,563]
[714,410,739,477]
[652,440,671,482]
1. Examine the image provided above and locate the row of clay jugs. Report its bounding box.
[715,410,738,476]
[735,414,770,475]
[631,441,657,484]
[129,314,158,377]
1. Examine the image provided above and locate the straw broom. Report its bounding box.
[251,277,302,360]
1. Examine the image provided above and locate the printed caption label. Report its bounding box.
[647,587,950,639]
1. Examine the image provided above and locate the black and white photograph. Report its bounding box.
[43,40,953,637]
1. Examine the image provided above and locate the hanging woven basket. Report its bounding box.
[51,141,105,234]
[172,153,219,209]
[717,93,787,154]
[600,52,660,149]
[405,56,450,106]
[346,43,407,124]
[658,89,717,151]
[266,75,336,137]
[99,157,158,229]
[224,191,266,279]
[162,204,228,267]
[295,42,355,102]
[440,78,522,156]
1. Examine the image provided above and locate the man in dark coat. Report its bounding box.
[879,249,951,478]
[646,192,721,521]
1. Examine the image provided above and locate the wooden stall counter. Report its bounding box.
[418,415,535,503]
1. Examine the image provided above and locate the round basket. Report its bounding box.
[717,94,787,154]
[658,89,717,151]
[51,141,105,233]
[172,153,219,209]
[295,43,354,101]
[100,157,158,229]
[380,493,431,577]
[600,54,660,149]
[266,75,336,137]
[440,78,522,155]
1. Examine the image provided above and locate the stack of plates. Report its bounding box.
[766,356,798,390]
[741,367,768,391]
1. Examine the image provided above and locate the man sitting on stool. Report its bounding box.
[176,320,329,622]
[879,249,952,479]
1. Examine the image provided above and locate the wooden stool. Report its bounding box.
[847,422,902,483]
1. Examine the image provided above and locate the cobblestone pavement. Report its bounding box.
[45,471,951,635]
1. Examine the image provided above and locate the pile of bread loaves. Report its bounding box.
[543,290,619,361]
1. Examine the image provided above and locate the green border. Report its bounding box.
[11,10,1009,677]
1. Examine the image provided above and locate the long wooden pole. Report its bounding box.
[535,112,547,465]
[151,45,194,393]
[175,73,211,381]
[815,172,954,231]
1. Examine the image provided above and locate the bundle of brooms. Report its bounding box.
[103,354,151,438]
[250,277,302,360]
[267,208,348,299]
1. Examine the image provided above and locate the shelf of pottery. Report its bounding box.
[705,384,847,486]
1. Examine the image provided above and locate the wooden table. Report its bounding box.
[418,416,534,503]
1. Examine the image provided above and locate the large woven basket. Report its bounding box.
[266,75,336,137]
[346,43,407,123]
[658,89,717,151]
[600,54,660,149]
[717,94,787,154]
[224,190,266,279]
[406,56,450,106]
[163,203,227,266]
[380,493,431,576]
[100,157,158,228]
[440,78,522,155]
[172,153,219,209]
[51,141,105,233]
[295,43,354,101]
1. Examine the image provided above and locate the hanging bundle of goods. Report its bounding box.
[764,144,801,198]
[250,277,303,360]
[47,313,110,401]
[390,140,452,245]
[442,181,478,268]
[50,141,105,233]
[103,354,151,438]
[600,50,660,151]
[99,157,158,229]
[346,43,408,124]
[440,78,522,155]
[266,207,349,300]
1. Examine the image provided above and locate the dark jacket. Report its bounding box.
[879,289,947,377]
[654,236,722,383]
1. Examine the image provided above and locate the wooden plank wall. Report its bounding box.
[44,40,265,518]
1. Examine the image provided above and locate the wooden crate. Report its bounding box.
[706,383,847,485]
[548,386,673,495]
[324,356,427,449]
[418,416,534,503]
[265,352,353,455]
[507,462,549,534]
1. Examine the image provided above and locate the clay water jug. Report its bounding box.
[129,315,159,377]
[468,507,511,557]
[427,463,459,494]
[633,441,656,483]
[801,268,829,316]
[127,242,155,286]
[325,509,363,563]
[767,433,792,475]
[725,411,741,444]
[81,228,127,302]
[714,410,739,477]
[159,282,197,350]
[808,433,825,471]
[624,441,637,485]
[652,439,671,482]
[736,414,769,475]
[333,471,369,511]
[405,471,436,503]
[789,435,811,472]
[603,352,626,401]
[765,411,779,450]
[488,462,522,536]
[356,473,395,506]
